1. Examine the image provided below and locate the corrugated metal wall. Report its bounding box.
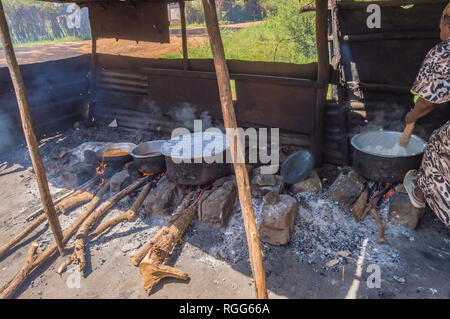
[0,55,90,150]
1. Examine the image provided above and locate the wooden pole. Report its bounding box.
[0,0,65,255]
[311,0,330,167]
[201,0,268,299]
[85,31,97,122]
[179,0,189,70]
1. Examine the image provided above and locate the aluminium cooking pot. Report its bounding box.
[161,132,231,185]
[96,143,136,168]
[130,140,166,174]
[351,130,426,183]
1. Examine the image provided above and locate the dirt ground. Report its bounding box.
[0,22,261,67]
[0,125,449,299]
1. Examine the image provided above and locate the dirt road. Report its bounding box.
[0,22,261,67]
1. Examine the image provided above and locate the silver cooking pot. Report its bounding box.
[161,132,231,185]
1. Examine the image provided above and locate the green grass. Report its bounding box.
[164,20,317,64]
[0,36,87,50]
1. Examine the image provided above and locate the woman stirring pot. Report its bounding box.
[403,4,450,228]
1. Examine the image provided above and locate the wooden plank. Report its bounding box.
[96,54,318,80]
[202,0,267,300]
[144,67,323,88]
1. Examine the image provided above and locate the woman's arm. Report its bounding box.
[405,97,436,123]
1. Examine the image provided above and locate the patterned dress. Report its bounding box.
[411,39,450,103]
[414,39,450,228]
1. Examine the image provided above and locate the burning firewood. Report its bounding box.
[0,182,110,299]
[363,184,393,245]
[138,191,200,292]
[60,176,152,273]
[89,182,153,238]
[370,209,390,244]
[350,187,369,222]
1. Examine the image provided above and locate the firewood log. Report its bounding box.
[25,176,99,221]
[130,192,194,266]
[138,193,197,292]
[58,191,95,214]
[0,177,99,261]
[350,188,369,222]
[0,182,110,298]
[0,242,38,299]
[69,176,151,272]
[89,183,152,238]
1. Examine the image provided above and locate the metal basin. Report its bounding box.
[351,130,426,183]
[130,140,166,174]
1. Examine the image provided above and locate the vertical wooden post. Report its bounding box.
[311,0,330,167]
[0,0,65,255]
[201,0,268,299]
[86,32,97,122]
[179,0,189,70]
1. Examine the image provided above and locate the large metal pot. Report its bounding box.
[351,131,426,183]
[97,143,136,168]
[161,132,231,185]
[130,140,166,174]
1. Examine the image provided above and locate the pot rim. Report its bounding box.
[351,130,426,158]
[98,142,136,157]
[130,140,166,159]
[161,132,229,160]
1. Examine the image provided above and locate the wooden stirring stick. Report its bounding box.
[399,122,416,147]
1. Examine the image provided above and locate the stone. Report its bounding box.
[125,162,142,179]
[263,191,280,205]
[251,174,284,198]
[256,174,277,186]
[394,184,407,194]
[110,170,132,193]
[83,150,99,165]
[290,170,322,194]
[259,194,298,245]
[145,176,184,215]
[61,162,96,188]
[49,145,69,160]
[199,180,237,228]
[327,168,366,209]
[212,175,235,188]
[388,192,425,230]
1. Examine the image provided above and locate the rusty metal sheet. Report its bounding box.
[235,81,317,134]
[87,2,170,43]
[147,72,222,118]
[338,2,446,35]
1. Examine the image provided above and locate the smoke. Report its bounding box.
[169,103,215,131]
[356,101,409,133]
[0,109,19,153]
